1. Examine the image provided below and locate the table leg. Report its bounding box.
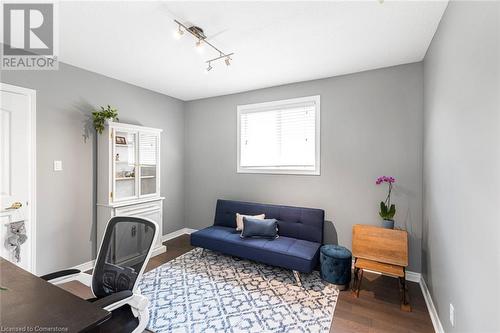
[399,274,411,312]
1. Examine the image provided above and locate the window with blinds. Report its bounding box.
[237,95,320,175]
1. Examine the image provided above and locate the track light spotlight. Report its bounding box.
[205,62,213,73]
[173,24,184,40]
[196,39,204,53]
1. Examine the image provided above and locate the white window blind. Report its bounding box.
[139,133,157,166]
[237,95,320,175]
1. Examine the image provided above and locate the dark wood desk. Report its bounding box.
[0,258,111,332]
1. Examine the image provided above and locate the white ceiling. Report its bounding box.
[58,1,448,101]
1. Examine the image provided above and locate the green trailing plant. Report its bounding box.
[92,105,119,134]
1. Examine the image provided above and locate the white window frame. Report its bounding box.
[237,95,321,175]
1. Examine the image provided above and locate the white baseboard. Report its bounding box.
[405,271,421,283]
[72,259,95,273]
[71,244,167,273]
[420,276,445,333]
[161,228,197,242]
[69,229,195,274]
[151,244,167,257]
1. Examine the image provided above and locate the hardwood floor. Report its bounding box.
[331,273,433,333]
[145,235,195,272]
[62,234,434,333]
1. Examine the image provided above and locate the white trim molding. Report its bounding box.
[405,271,421,283]
[69,228,197,274]
[0,83,37,274]
[420,276,445,333]
[161,228,197,242]
[236,95,321,176]
[72,259,95,273]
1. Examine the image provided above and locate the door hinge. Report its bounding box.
[110,191,113,199]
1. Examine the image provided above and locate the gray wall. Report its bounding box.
[423,1,500,331]
[184,63,424,272]
[1,62,185,275]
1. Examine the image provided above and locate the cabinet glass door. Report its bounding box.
[114,130,137,201]
[139,132,158,196]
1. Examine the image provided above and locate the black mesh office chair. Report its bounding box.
[41,216,158,333]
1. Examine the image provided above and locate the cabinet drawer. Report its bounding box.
[115,200,162,216]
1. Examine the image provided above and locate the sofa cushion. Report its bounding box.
[235,213,265,231]
[241,217,278,239]
[191,226,321,273]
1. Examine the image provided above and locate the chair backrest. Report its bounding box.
[214,199,324,243]
[352,224,408,267]
[92,216,158,298]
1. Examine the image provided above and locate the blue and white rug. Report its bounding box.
[140,248,339,333]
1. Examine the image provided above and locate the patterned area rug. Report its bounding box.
[140,248,339,333]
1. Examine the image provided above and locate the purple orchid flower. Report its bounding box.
[376,176,395,184]
[376,176,397,222]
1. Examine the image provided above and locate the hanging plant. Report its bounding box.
[92,105,119,134]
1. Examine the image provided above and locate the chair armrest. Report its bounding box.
[92,290,133,309]
[40,269,81,281]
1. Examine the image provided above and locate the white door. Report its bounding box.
[0,83,36,272]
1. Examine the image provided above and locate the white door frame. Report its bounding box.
[0,82,37,274]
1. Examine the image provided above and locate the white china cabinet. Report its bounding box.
[97,122,165,257]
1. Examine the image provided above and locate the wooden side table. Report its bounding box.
[351,224,411,312]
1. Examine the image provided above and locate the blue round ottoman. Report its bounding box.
[320,245,352,290]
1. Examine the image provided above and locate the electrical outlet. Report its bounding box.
[450,303,455,327]
[53,160,63,171]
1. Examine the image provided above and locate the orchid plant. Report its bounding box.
[376,176,396,221]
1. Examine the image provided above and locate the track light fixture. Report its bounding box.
[173,19,234,72]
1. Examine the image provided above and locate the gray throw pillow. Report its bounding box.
[240,217,279,239]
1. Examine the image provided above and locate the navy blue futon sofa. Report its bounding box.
[190,200,324,284]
